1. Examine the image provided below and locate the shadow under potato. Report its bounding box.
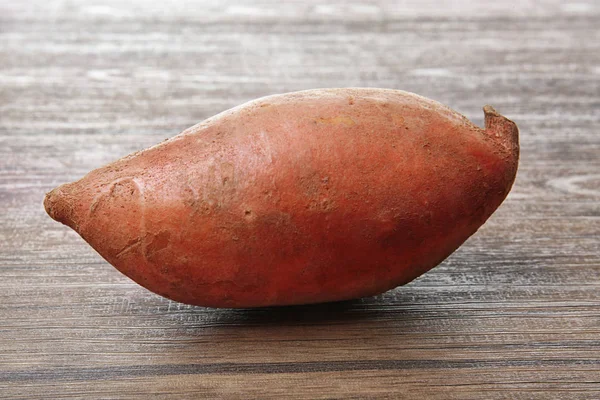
[222,299,367,325]
[181,292,426,328]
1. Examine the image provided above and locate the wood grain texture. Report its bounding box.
[1,0,599,398]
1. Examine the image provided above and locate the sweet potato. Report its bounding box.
[44,88,519,308]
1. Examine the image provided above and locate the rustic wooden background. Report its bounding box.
[1,0,599,398]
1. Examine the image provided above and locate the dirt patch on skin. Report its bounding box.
[308,197,336,212]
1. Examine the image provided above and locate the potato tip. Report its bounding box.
[483,105,519,158]
[44,185,75,226]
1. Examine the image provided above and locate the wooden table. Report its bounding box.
[1,1,599,398]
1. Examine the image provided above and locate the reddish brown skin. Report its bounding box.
[44,88,519,308]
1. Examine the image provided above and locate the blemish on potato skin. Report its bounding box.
[243,209,256,222]
[146,231,171,256]
[315,115,355,127]
[220,162,235,187]
[392,115,405,125]
[306,197,336,212]
[115,237,142,258]
[320,198,335,211]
